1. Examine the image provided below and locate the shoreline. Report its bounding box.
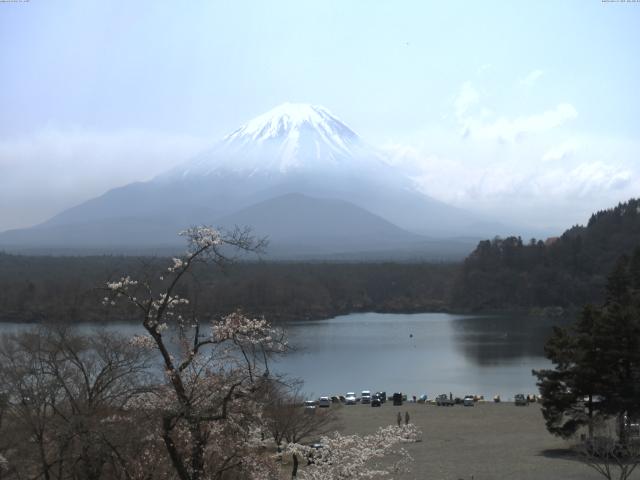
[0,305,577,325]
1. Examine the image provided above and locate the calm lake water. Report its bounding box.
[0,312,562,401]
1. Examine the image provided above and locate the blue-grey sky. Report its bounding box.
[1,0,639,231]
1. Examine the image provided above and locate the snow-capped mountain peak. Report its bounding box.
[225,102,358,145]
[169,103,376,178]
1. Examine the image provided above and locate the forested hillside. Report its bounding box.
[452,198,640,311]
[0,255,457,323]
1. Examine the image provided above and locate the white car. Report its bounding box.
[304,400,317,411]
[318,396,331,408]
[463,395,475,406]
[345,392,357,405]
[361,390,371,404]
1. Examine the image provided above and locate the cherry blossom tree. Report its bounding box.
[287,424,420,479]
[103,226,286,480]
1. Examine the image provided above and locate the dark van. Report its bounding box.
[392,392,403,406]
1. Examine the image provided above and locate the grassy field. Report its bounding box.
[327,401,609,480]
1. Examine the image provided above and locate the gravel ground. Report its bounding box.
[331,401,611,480]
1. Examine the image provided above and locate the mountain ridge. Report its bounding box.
[0,103,520,255]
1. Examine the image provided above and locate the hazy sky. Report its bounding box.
[1,0,639,232]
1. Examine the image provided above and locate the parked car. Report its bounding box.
[514,394,528,406]
[318,396,331,408]
[307,443,325,465]
[371,396,382,407]
[392,392,403,406]
[436,394,454,406]
[375,391,387,403]
[345,392,357,405]
[361,390,371,404]
[304,400,317,412]
[463,395,475,406]
[623,415,640,439]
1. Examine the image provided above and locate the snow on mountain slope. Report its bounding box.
[163,103,385,178]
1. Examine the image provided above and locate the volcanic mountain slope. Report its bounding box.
[0,103,506,256]
[217,193,425,255]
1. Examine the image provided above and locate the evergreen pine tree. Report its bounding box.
[534,247,640,443]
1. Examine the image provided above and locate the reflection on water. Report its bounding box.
[0,312,570,400]
[450,314,565,366]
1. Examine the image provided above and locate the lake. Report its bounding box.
[274,312,559,400]
[0,312,562,401]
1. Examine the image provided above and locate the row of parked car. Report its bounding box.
[305,391,408,410]
[434,394,478,406]
[436,393,535,406]
[305,392,538,410]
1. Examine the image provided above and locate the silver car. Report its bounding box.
[345,392,357,405]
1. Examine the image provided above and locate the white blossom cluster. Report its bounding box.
[150,293,189,317]
[106,276,138,291]
[288,424,420,480]
[129,334,157,350]
[212,312,284,350]
[167,257,184,273]
[103,275,139,305]
[179,225,223,250]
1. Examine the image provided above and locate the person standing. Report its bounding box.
[397,412,402,426]
[404,411,410,425]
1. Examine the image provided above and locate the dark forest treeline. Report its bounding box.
[452,198,640,311]
[0,255,458,323]
[3,198,640,322]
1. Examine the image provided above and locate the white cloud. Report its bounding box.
[383,81,639,232]
[392,141,639,232]
[543,162,633,198]
[454,82,480,119]
[541,140,578,163]
[466,103,578,143]
[519,69,544,88]
[452,82,578,143]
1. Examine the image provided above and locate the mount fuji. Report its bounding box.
[0,103,508,258]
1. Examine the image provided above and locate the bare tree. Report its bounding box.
[263,382,338,451]
[0,326,154,480]
[576,424,640,480]
[262,381,338,479]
